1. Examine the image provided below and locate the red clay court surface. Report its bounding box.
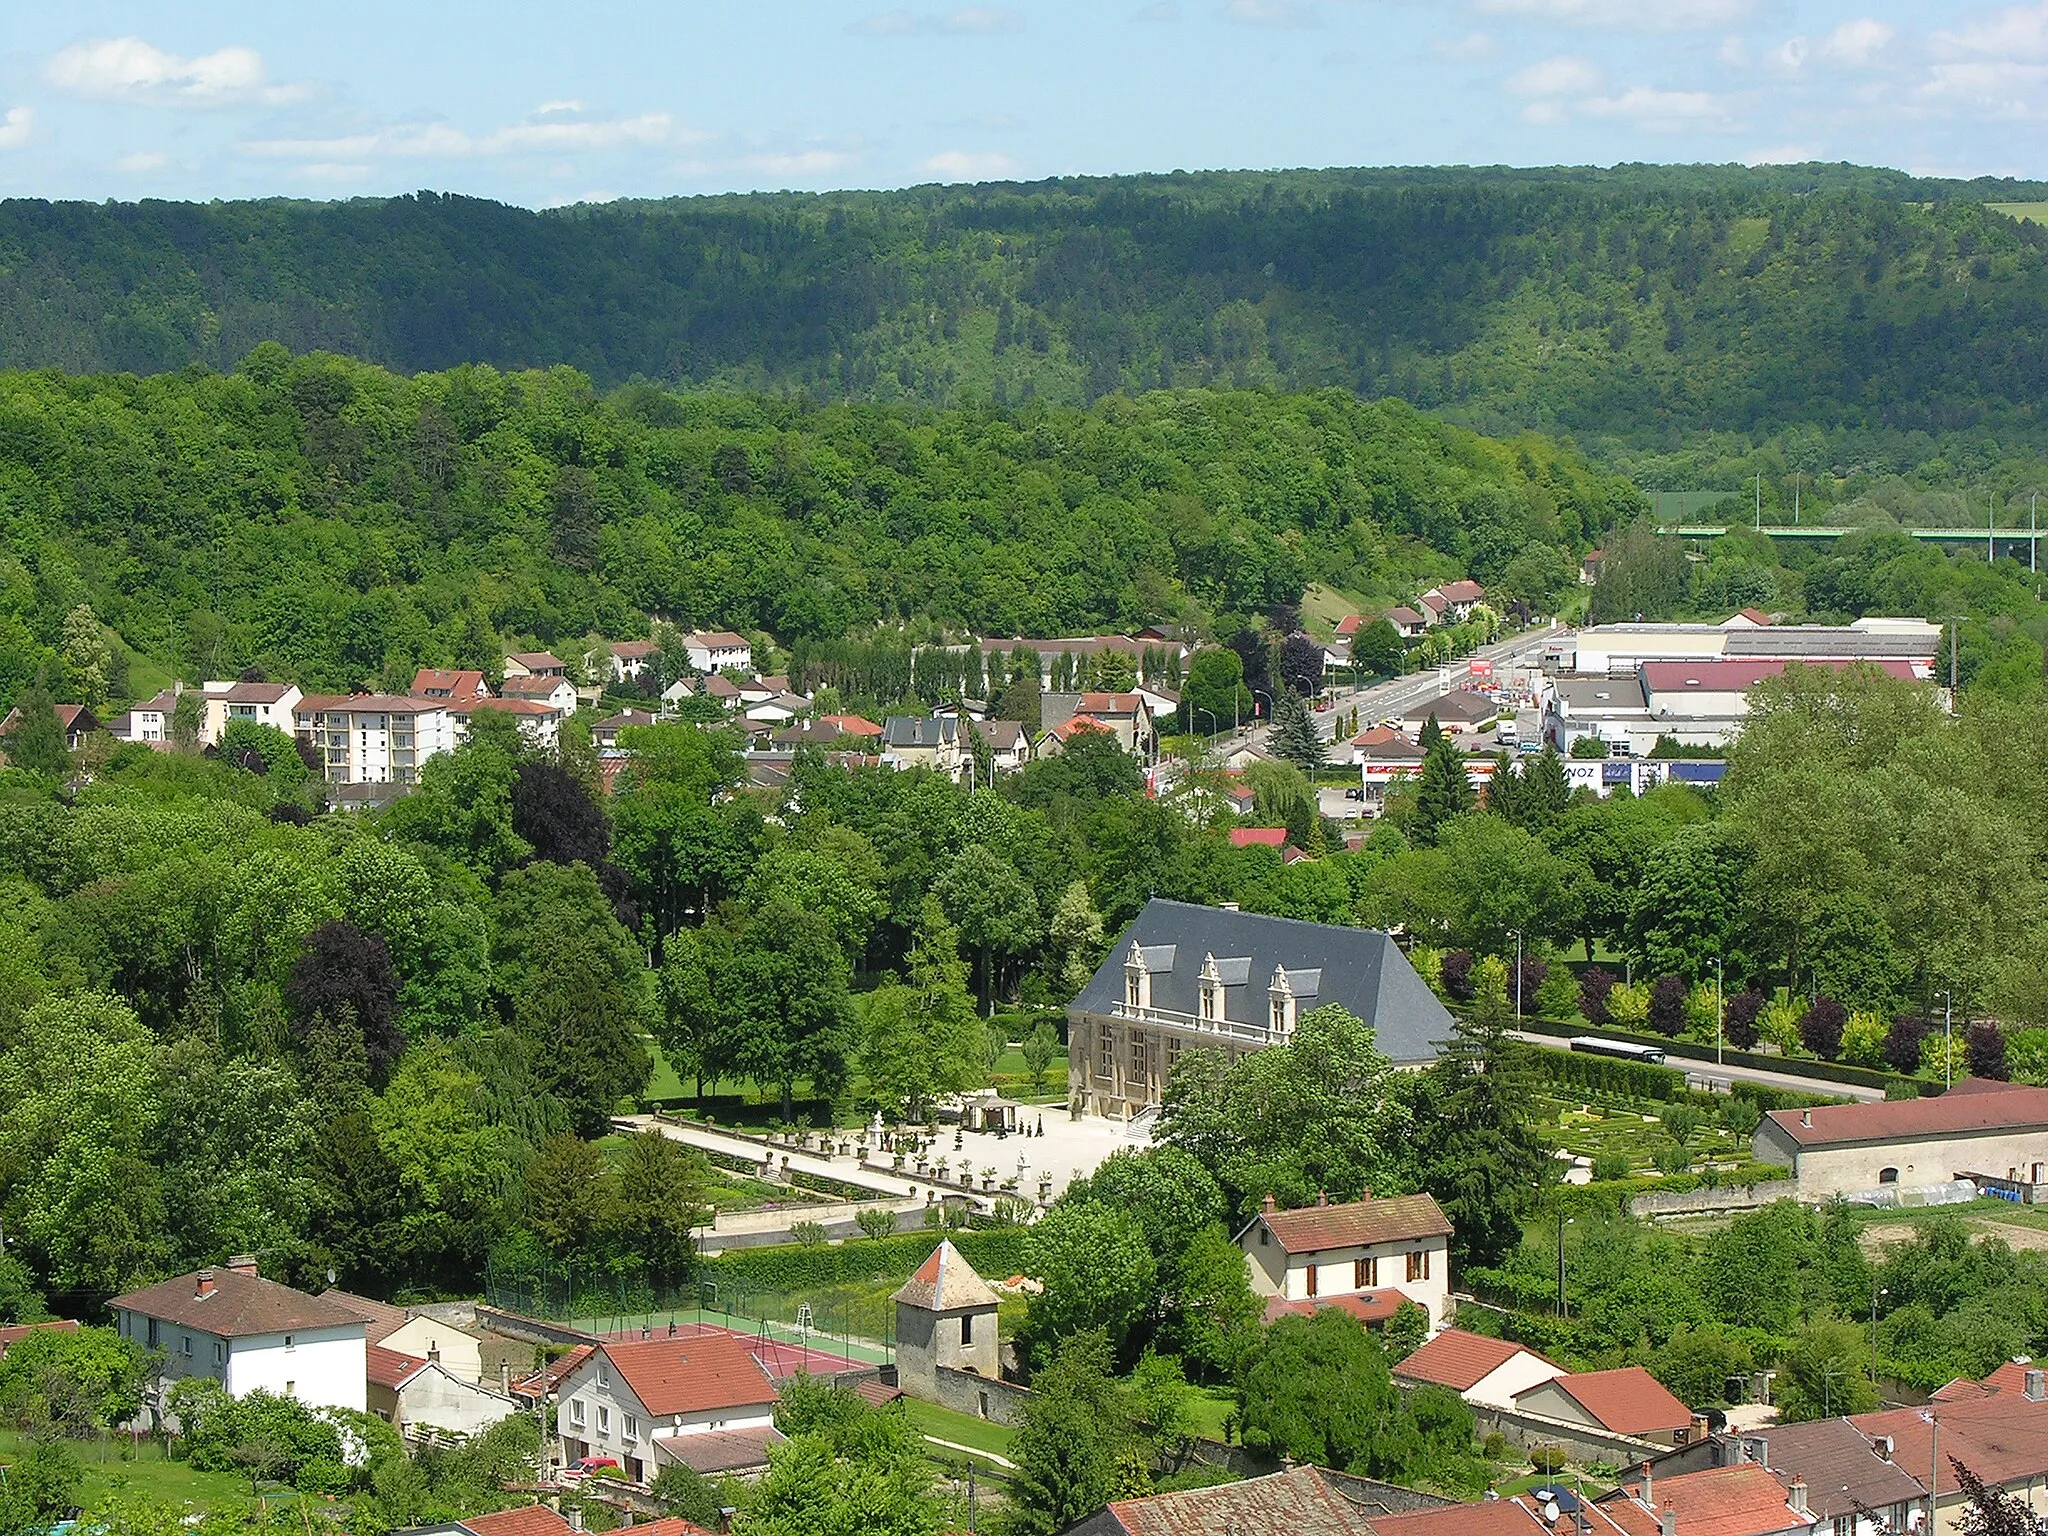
[596,1320,865,1377]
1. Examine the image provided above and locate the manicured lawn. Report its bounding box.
[901,1399,1018,1461]
[1183,1387,1235,1442]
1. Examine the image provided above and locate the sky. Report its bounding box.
[0,1,2044,208]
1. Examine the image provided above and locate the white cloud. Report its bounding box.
[1582,85,1733,130]
[919,148,1021,179]
[1475,0,1755,31]
[115,149,170,172]
[1937,1,2048,58]
[0,106,31,149]
[1745,143,1820,165]
[244,110,702,162]
[1225,0,1320,26]
[1433,30,1497,59]
[1916,60,2048,118]
[1823,18,1894,65]
[857,7,1023,34]
[46,36,306,107]
[1505,54,1603,95]
[535,99,587,116]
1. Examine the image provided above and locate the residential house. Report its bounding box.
[1851,1382,2048,1532]
[1644,1417,1930,1536]
[114,687,183,745]
[1335,615,1365,639]
[502,651,567,679]
[880,716,963,776]
[0,702,99,752]
[1752,1077,2048,1200]
[1362,1492,1653,1533]
[659,676,698,710]
[594,709,660,751]
[1398,691,1499,737]
[979,718,1032,771]
[442,1506,714,1536]
[772,715,882,750]
[552,1333,779,1487]
[743,691,811,726]
[1132,681,1180,721]
[0,1320,79,1358]
[1424,579,1487,623]
[410,668,490,703]
[1227,827,1289,850]
[1037,715,1113,756]
[606,639,661,681]
[1723,608,1775,628]
[111,1256,369,1416]
[1038,692,1155,755]
[1385,606,1430,640]
[1510,1367,1695,1447]
[1580,549,1605,585]
[1417,592,1449,627]
[1068,899,1454,1116]
[1063,1464,1452,1536]
[1352,726,1427,815]
[496,673,581,716]
[366,1345,518,1440]
[200,680,304,745]
[451,696,563,751]
[1237,1192,1455,1328]
[294,695,459,786]
[1606,1465,1816,1536]
[328,1292,486,1383]
[676,631,752,675]
[1393,1328,1567,1411]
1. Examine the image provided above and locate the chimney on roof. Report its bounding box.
[1658,1510,1675,1536]
[1802,1109,1813,1128]
[619,1513,633,1529]
[566,1507,583,1533]
[195,1269,215,1298]
[225,1254,259,1277]
[1317,1190,1328,1207]
[1261,1193,1277,1214]
[1788,1478,1808,1517]
[2027,1369,2046,1402]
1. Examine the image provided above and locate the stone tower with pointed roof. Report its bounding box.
[891,1240,999,1400]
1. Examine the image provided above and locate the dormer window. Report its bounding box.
[1268,966,1296,1038]
[1199,953,1223,1022]
[1123,940,1150,1012]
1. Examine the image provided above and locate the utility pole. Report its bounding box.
[1944,992,1955,1089]
[1715,957,1724,1067]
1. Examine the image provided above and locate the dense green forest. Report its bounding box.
[6,164,2048,476]
[0,353,1637,704]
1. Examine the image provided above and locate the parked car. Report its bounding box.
[564,1457,620,1483]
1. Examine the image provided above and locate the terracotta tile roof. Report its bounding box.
[1396,1329,1557,1393]
[322,1289,411,1343]
[596,1333,779,1418]
[891,1241,999,1312]
[683,631,748,650]
[595,709,659,732]
[1738,608,1774,625]
[1386,607,1427,626]
[1436,580,1486,603]
[1731,1417,1929,1519]
[652,1424,785,1473]
[609,639,660,660]
[1254,1194,1454,1255]
[1102,1465,1390,1535]
[1523,1368,1691,1436]
[0,1321,78,1355]
[459,1505,575,1536]
[703,675,743,699]
[1618,1465,1804,1536]
[411,668,489,699]
[631,1520,720,1536]
[1229,827,1289,848]
[456,697,555,717]
[1044,714,1112,742]
[1853,1390,2048,1489]
[367,1342,430,1390]
[819,713,882,736]
[512,1343,595,1401]
[498,674,571,699]
[1763,1079,2048,1147]
[110,1269,370,1339]
[506,652,565,671]
[1934,1359,2035,1400]
[1076,692,1144,715]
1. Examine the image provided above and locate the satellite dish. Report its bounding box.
[1543,1501,1560,1523]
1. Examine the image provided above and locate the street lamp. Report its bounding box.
[1715,958,1724,1068]
[1940,990,1955,1088]
[1252,688,1273,733]
[1193,707,1219,759]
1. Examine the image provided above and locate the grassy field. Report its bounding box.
[1990,202,2048,225]
[0,1428,290,1513]
[901,1398,1018,1462]
[1184,1386,1236,1442]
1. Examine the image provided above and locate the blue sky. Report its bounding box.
[1,1,2043,206]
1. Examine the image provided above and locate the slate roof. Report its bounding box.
[891,1240,999,1312]
[1253,1194,1454,1256]
[1070,899,1455,1065]
[1762,1079,2048,1148]
[593,1333,779,1418]
[1396,1329,1557,1393]
[1521,1368,1691,1436]
[883,716,958,748]
[111,1269,371,1338]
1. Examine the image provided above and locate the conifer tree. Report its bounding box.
[1268,691,1325,774]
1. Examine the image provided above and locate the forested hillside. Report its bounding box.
[5,165,2048,470]
[0,354,1634,702]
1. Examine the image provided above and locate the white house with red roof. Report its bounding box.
[552,1332,779,1487]
[606,638,662,681]
[677,631,752,675]
[1394,1328,1567,1411]
[411,668,491,703]
[1753,1077,2048,1199]
[1236,1191,1454,1328]
[365,1344,518,1440]
[200,680,304,745]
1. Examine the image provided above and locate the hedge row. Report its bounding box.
[697,1226,1030,1295]
[1515,1015,1929,1097]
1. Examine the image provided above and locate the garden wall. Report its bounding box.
[929,1364,1035,1427]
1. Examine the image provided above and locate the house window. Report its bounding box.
[1407,1251,1430,1282]
[597,1405,610,1433]
[181,1334,192,1356]
[624,1414,638,1443]
[1305,1264,1318,1298]
[1879,1167,1900,1184]
[570,1399,586,1426]
[284,1335,295,1351]
[1165,1036,1182,1075]
[1126,974,1141,1009]
[146,1319,160,1349]
[1128,1032,1149,1080]
[597,1363,609,1388]
[1355,1257,1377,1289]
[1833,1518,1853,1536]
[285,1381,295,1397]
[1259,1225,1269,1248]
[1271,998,1287,1035]
[961,1314,974,1346]
[213,1341,225,1366]
[1097,1028,1115,1080]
